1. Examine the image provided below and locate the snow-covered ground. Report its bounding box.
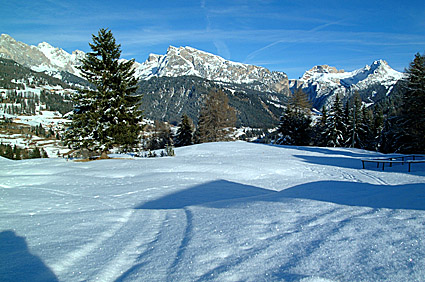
[1,141,425,282]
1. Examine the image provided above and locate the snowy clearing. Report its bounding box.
[1,141,425,282]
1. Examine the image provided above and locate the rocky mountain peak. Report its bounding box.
[290,60,404,110]
[0,34,83,76]
[301,65,344,81]
[137,45,289,94]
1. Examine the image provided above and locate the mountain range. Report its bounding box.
[289,60,405,109]
[0,33,405,127]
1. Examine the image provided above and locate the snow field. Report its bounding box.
[1,141,425,281]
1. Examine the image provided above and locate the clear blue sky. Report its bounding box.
[1,0,424,78]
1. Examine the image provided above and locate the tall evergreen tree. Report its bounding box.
[314,106,329,146]
[65,29,143,158]
[196,89,236,143]
[345,93,364,148]
[361,106,378,151]
[276,88,312,145]
[398,52,425,153]
[175,113,194,147]
[323,95,346,147]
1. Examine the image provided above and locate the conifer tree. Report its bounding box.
[196,89,236,143]
[4,144,13,160]
[175,113,194,147]
[276,88,312,146]
[361,106,378,151]
[65,29,143,158]
[345,94,364,148]
[398,52,425,153]
[323,95,345,147]
[314,106,329,146]
[30,147,42,159]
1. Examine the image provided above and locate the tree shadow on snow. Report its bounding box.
[273,181,425,211]
[294,154,362,170]
[262,143,373,158]
[136,179,425,211]
[0,230,58,282]
[135,180,275,209]
[295,154,425,174]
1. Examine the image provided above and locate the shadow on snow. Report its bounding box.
[136,180,273,209]
[136,180,425,211]
[0,230,58,282]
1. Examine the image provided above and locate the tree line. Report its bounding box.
[275,52,425,154]
[64,29,237,159]
[63,28,425,158]
[0,143,48,160]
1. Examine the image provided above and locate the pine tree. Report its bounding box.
[196,89,236,143]
[13,145,21,160]
[30,147,42,159]
[65,29,143,158]
[345,93,364,148]
[361,106,378,151]
[398,52,425,153]
[315,106,328,146]
[276,88,312,146]
[4,144,13,160]
[323,95,346,147]
[175,113,194,147]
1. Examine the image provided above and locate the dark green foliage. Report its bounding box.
[0,58,70,89]
[314,106,328,146]
[175,114,194,147]
[65,29,143,155]
[2,144,14,159]
[0,144,48,160]
[40,91,74,115]
[322,95,346,147]
[397,53,425,153]
[276,88,312,146]
[345,93,364,148]
[137,76,286,128]
[0,90,37,115]
[29,147,42,159]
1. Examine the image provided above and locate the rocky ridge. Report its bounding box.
[0,34,84,77]
[289,60,404,109]
[137,46,289,94]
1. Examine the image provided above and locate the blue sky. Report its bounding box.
[1,0,424,78]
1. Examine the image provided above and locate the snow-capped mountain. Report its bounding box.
[0,34,84,77]
[136,46,289,94]
[290,60,405,109]
[1,33,406,114]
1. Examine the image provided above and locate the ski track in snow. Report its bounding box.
[1,142,425,282]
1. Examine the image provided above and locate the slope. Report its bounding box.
[1,142,425,282]
[138,75,286,127]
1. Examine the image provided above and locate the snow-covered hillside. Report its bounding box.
[1,142,424,281]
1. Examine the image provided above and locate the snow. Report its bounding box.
[1,141,425,281]
[136,46,288,89]
[300,60,404,88]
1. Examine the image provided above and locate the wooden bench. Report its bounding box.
[361,155,425,172]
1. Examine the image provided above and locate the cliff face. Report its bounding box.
[136,46,289,95]
[0,34,84,76]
